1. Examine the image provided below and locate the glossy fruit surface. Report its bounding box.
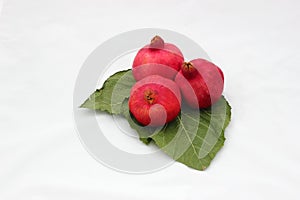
[175,59,224,108]
[129,75,181,126]
[132,36,184,81]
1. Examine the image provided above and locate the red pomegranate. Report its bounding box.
[132,35,184,81]
[129,75,181,126]
[175,58,224,108]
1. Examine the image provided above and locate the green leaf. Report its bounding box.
[81,69,232,170]
[139,137,153,145]
[80,69,135,114]
[151,96,231,170]
[122,96,231,170]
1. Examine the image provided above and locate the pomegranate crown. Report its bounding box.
[182,62,197,79]
[149,35,165,49]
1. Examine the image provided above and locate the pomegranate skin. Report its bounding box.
[132,36,184,81]
[129,75,181,126]
[175,59,224,108]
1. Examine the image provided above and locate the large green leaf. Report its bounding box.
[151,97,231,170]
[80,69,135,114]
[81,69,232,170]
[121,97,231,170]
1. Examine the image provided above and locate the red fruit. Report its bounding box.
[129,75,181,126]
[175,59,224,108]
[132,35,184,81]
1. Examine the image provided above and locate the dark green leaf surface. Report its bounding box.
[121,97,231,170]
[80,69,135,114]
[81,69,232,170]
[151,97,231,170]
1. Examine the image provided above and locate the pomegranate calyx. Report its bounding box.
[149,35,164,49]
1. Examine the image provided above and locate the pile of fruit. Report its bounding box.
[81,35,231,171]
[129,36,224,126]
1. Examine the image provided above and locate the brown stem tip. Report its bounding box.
[149,35,165,49]
[182,62,197,79]
[144,89,156,104]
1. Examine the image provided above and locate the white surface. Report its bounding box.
[1,0,300,199]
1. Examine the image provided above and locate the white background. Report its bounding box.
[1,0,300,199]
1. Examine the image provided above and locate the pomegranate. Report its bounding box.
[132,35,184,81]
[175,59,224,108]
[129,75,181,126]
